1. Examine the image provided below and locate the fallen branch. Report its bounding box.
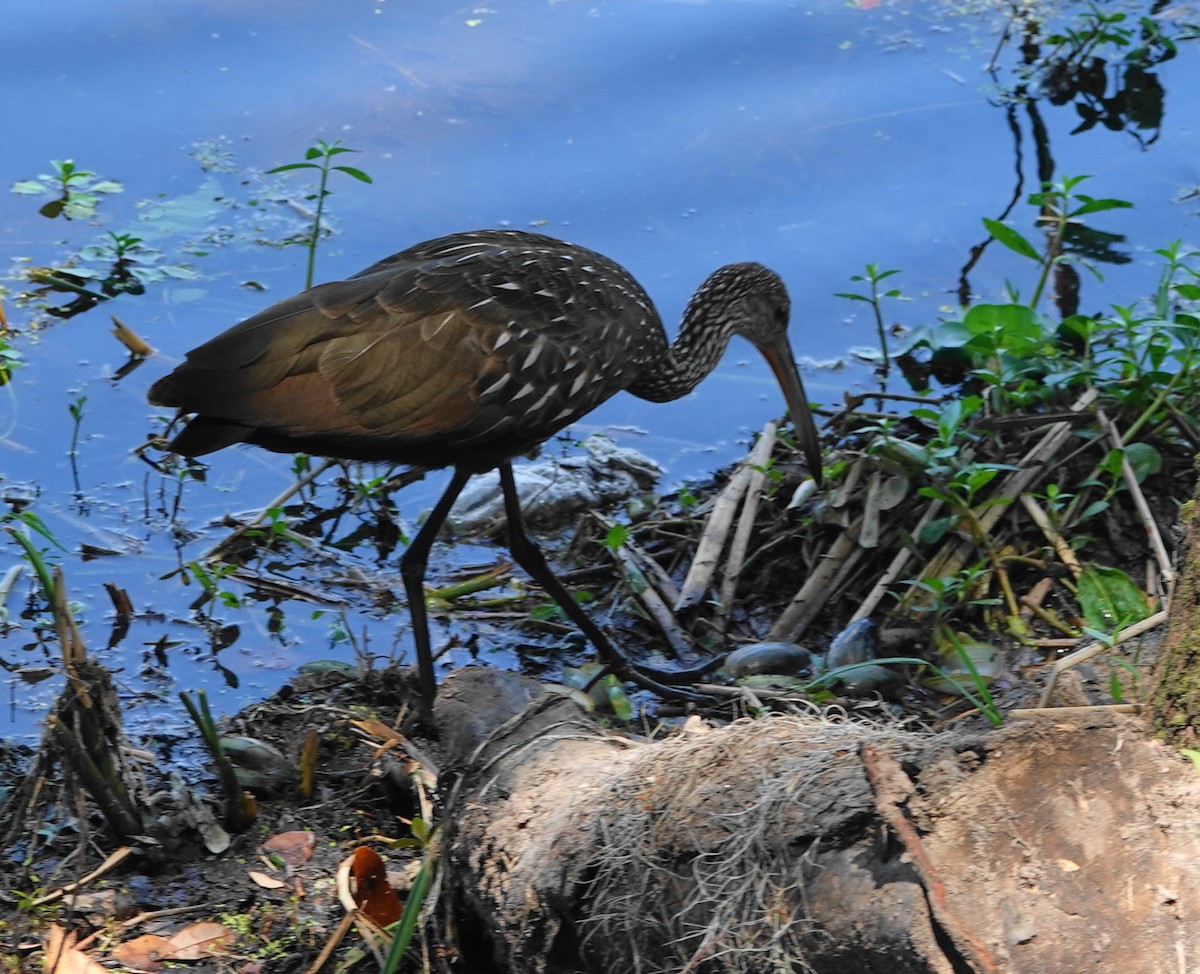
[612,544,693,657]
[768,513,865,641]
[715,422,776,635]
[1097,409,1176,592]
[675,421,777,611]
[1019,494,1084,578]
[1036,608,1169,708]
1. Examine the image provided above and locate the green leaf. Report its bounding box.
[604,523,629,549]
[962,303,1043,350]
[982,218,1041,261]
[16,511,66,551]
[964,466,1002,494]
[918,516,955,545]
[1070,195,1133,216]
[1099,448,1126,478]
[1076,564,1151,631]
[89,179,124,194]
[877,437,929,470]
[266,162,321,174]
[333,165,373,183]
[604,678,634,720]
[11,179,48,195]
[1121,442,1162,483]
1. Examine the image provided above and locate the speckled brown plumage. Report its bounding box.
[148,229,823,705]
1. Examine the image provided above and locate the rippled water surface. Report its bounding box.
[3,0,1199,740]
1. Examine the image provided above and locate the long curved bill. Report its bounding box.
[754,334,824,487]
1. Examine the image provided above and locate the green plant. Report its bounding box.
[187,559,243,609]
[1001,3,1176,148]
[983,174,1131,310]
[382,851,436,973]
[66,393,86,449]
[11,159,123,220]
[180,690,256,830]
[603,523,630,550]
[805,653,1003,726]
[0,335,21,385]
[243,506,290,540]
[752,456,785,498]
[836,263,903,376]
[893,563,1007,725]
[676,483,697,511]
[267,140,373,289]
[1042,3,1137,62]
[21,230,197,319]
[903,561,1002,620]
[3,511,65,601]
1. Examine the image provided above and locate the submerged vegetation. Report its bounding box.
[3,137,372,325]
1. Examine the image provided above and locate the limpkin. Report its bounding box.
[148,229,823,705]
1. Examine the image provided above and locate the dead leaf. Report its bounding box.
[260,829,316,867]
[249,869,287,890]
[43,925,109,973]
[350,846,403,927]
[111,933,172,971]
[165,921,236,960]
[352,717,405,748]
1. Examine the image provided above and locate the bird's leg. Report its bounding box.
[400,466,474,707]
[497,463,712,704]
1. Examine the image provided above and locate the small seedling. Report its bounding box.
[836,263,903,378]
[676,483,698,511]
[603,523,630,550]
[267,140,373,289]
[11,159,123,220]
[68,394,87,458]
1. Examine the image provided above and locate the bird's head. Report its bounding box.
[689,262,823,486]
[690,262,791,344]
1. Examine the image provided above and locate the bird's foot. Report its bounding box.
[585,655,725,704]
[631,655,727,686]
[620,667,716,705]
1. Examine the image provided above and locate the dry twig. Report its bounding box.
[675,421,777,611]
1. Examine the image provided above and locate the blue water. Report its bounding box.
[2,0,1198,740]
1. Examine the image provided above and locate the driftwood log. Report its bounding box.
[435,668,1200,974]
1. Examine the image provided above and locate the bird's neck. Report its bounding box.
[627,299,733,404]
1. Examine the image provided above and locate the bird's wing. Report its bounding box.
[151,244,651,453]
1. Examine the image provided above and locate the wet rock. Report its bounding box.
[825,618,877,669]
[447,434,662,535]
[724,642,813,678]
[219,736,294,796]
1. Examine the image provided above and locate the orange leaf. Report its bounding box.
[165,921,236,960]
[248,869,287,889]
[45,925,112,973]
[260,830,316,867]
[350,846,403,927]
[111,934,172,971]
